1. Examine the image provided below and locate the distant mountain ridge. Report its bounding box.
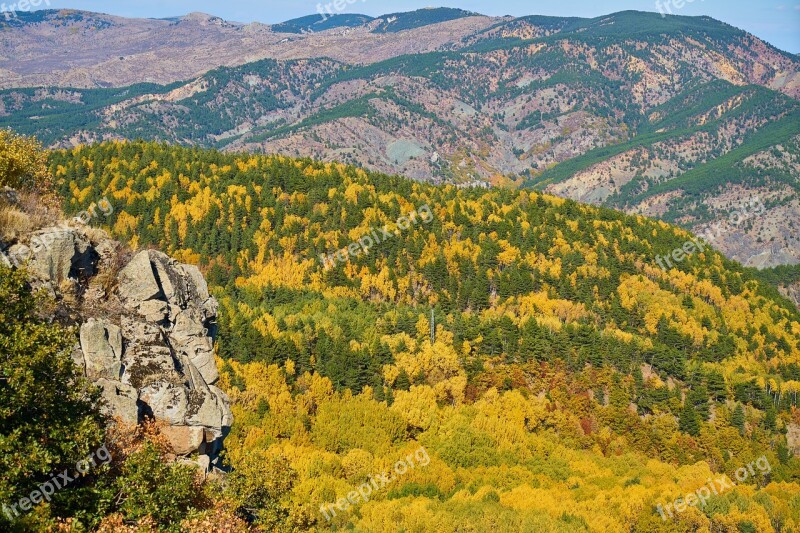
[271,13,375,34]
[372,7,480,33]
[270,8,481,34]
[0,8,496,89]
[2,10,798,268]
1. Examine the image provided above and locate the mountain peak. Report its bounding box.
[179,12,227,25]
[372,6,485,33]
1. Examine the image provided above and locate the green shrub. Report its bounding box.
[0,266,105,529]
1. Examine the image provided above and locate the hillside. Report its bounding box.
[39,139,800,530]
[271,14,375,34]
[0,9,495,88]
[2,10,798,268]
[753,264,800,308]
[372,8,479,33]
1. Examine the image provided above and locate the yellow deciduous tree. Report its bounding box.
[0,130,48,189]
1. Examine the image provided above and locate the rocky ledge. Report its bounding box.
[1,218,232,470]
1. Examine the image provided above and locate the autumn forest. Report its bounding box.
[34,140,800,531]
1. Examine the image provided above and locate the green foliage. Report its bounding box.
[224,452,297,529]
[750,264,800,287]
[436,418,503,468]
[387,481,443,500]
[112,440,204,529]
[731,403,746,435]
[678,402,700,436]
[312,396,406,454]
[0,266,105,529]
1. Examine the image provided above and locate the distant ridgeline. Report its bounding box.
[4,10,799,270]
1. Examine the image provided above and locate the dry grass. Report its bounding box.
[92,240,132,297]
[0,188,62,242]
[0,202,32,241]
[17,188,62,229]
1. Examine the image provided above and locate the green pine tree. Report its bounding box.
[731,403,746,435]
[679,402,701,436]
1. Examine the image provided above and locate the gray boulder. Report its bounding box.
[96,379,139,425]
[150,252,189,309]
[7,244,31,268]
[138,299,168,322]
[80,319,123,380]
[185,385,228,436]
[180,264,209,301]
[181,336,219,385]
[139,381,191,426]
[171,307,219,384]
[72,247,232,464]
[122,342,182,391]
[29,229,74,281]
[210,385,234,429]
[27,227,95,282]
[118,251,162,304]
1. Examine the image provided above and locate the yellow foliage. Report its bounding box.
[0,130,48,189]
[391,386,439,431]
[392,340,466,404]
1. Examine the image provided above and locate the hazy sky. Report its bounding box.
[31,0,800,53]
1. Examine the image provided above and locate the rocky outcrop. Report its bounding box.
[4,225,97,284]
[3,219,232,469]
[779,281,800,310]
[99,249,231,462]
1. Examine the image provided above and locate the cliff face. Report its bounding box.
[0,191,232,470]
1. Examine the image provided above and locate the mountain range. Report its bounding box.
[4,7,800,531]
[1,8,799,273]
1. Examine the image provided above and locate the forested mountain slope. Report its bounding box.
[4,11,799,267]
[46,140,800,530]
